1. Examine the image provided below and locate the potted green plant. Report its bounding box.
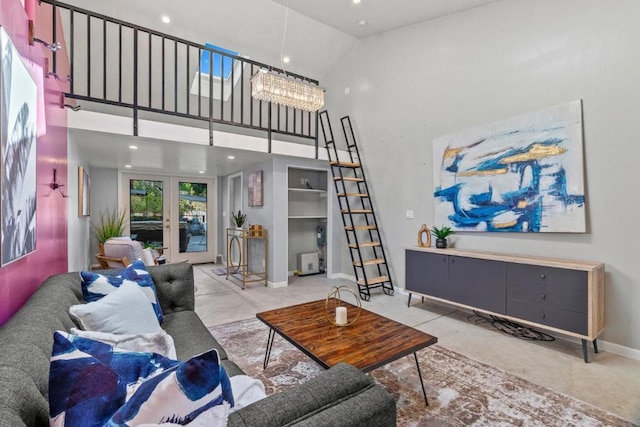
[431,225,455,249]
[231,210,247,229]
[92,207,127,248]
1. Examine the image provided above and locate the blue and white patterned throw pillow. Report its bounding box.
[108,348,234,426]
[49,331,178,427]
[80,259,164,323]
[49,331,233,427]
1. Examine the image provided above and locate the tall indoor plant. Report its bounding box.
[92,207,127,252]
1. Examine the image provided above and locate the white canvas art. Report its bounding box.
[1,27,38,264]
[433,100,585,233]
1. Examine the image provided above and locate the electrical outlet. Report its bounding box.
[406,210,414,219]
[300,178,305,185]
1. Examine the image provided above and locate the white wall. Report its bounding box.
[323,0,640,352]
[88,168,120,261]
[67,133,91,271]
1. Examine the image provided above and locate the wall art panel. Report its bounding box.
[1,27,37,264]
[433,100,585,232]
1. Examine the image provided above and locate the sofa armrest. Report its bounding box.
[228,363,396,427]
[147,263,195,314]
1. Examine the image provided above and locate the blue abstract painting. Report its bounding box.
[433,100,585,233]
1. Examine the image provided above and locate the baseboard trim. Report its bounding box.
[267,280,288,288]
[596,340,640,361]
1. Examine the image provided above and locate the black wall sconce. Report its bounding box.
[49,168,69,198]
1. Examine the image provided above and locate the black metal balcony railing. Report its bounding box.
[39,0,319,156]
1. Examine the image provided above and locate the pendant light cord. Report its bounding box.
[280,0,289,76]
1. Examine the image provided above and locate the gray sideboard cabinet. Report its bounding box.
[405,247,605,362]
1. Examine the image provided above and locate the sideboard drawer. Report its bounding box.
[507,263,587,293]
[507,280,587,314]
[507,299,588,335]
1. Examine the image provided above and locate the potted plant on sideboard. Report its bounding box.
[432,225,455,249]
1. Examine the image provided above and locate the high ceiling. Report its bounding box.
[60,0,503,175]
[272,0,503,39]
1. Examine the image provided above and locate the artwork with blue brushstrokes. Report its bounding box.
[433,100,585,233]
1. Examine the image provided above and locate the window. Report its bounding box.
[200,43,238,80]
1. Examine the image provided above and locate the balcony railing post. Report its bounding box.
[133,28,138,136]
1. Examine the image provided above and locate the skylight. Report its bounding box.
[200,43,238,79]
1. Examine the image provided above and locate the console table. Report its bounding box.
[226,228,268,289]
[405,247,605,362]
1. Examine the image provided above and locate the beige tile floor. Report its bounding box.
[194,264,640,424]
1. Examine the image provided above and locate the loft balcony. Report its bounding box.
[36,0,342,170]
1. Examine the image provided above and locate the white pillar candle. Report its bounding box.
[336,306,348,326]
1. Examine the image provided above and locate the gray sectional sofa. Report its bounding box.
[0,263,396,426]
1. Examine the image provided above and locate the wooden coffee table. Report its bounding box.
[256,299,438,405]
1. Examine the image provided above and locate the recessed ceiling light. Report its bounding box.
[198,170,205,174]
[227,155,235,160]
[353,0,361,4]
[129,145,138,150]
[357,19,368,26]
[161,15,171,24]
[124,164,132,168]
[283,56,290,64]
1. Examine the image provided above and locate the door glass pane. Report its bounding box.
[130,180,164,248]
[179,181,207,253]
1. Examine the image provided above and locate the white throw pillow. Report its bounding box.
[69,281,162,335]
[69,328,177,359]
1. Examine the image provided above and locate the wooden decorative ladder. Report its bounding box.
[319,112,394,301]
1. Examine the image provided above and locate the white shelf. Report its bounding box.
[288,215,328,219]
[288,188,327,193]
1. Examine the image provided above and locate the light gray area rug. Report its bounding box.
[209,318,635,426]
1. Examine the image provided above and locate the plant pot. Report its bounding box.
[436,238,448,249]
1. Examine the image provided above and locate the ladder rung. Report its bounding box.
[348,242,381,249]
[345,225,377,231]
[334,177,365,182]
[338,193,369,198]
[331,161,361,168]
[353,258,385,267]
[341,209,372,214]
[357,276,390,286]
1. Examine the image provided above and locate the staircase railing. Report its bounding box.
[37,0,319,155]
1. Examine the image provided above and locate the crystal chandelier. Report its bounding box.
[251,70,324,112]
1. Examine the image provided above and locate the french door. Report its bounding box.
[121,173,216,264]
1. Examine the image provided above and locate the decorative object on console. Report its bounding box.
[433,100,585,233]
[231,210,246,228]
[431,225,454,249]
[78,166,90,216]
[325,286,362,327]
[1,27,38,266]
[248,170,263,206]
[417,223,431,248]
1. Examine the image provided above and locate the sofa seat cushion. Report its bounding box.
[161,311,230,362]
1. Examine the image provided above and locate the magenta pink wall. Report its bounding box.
[0,0,68,325]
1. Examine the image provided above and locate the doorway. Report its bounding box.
[122,173,217,264]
